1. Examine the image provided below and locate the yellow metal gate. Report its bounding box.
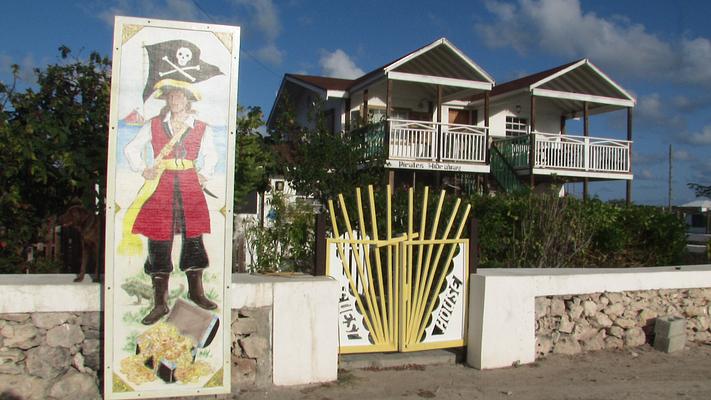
[326,185,470,354]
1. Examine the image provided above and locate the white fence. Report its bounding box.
[388,119,487,163]
[534,132,631,173]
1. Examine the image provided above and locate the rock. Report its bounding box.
[0,374,50,400]
[239,336,269,359]
[550,299,565,317]
[233,318,259,335]
[31,312,72,329]
[536,335,554,355]
[553,335,581,355]
[25,345,70,379]
[84,350,101,371]
[232,358,257,385]
[583,331,606,352]
[615,318,637,329]
[82,339,101,356]
[1,313,31,322]
[685,305,708,318]
[83,329,101,340]
[608,326,624,339]
[593,313,613,329]
[48,370,99,400]
[588,293,601,303]
[639,309,658,326]
[535,298,550,317]
[624,327,646,347]
[688,288,711,299]
[46,324,85,348]
[558,315,574,334]
[568,304,584,320]
[605,336,624,350]
[78,312,101,329]
[630,301,648,311]
[599,296,610,307]
[605,292,624,304]
[573,325,599,342]
[1,322,40,349]
[694,331,711,342]
[604,303,625,318]
[0,348,25,374]
[73,352,89,373]
[696,316,710,331]
[583,301,597,317]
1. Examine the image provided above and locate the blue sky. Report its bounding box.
[2,0,711,206]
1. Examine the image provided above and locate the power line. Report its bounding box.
[191,0,282,79]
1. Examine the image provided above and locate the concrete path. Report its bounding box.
[235,342,711,400]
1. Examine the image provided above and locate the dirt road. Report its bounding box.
[237,343,711,400]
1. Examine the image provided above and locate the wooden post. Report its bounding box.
[362,89,369,125]
[313,212,326,276]
[583,101,589,202]
[530,94,536,132]
[529,94,536,188]
[560,115,566,135]
[386,80,392,120]
[626,107,633,206]
[344,97,351,132]
[484,91,490,163]
[469,217,480,273]
[437,85,442,162]
[388,170,395,191]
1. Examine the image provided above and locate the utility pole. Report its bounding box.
[668,144,672,210]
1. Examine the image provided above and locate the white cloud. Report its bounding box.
[680,125,711,145]
[673,149,694,161]
[96,0,202,27]
[476,0,711,87]
[637,169,657,180]
[256,43,284,65]
[319,49,364,79]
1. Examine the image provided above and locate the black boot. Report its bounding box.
[186,270,217,310]
[141,273,170,325]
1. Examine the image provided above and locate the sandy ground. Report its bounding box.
[235,343,711,400]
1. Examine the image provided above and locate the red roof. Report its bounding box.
[286,74,354,91]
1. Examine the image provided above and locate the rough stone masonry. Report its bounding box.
[535,288,711,356]
[0,307,271,400]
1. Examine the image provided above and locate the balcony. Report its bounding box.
[354,119,490,173]
[491,132,632,180]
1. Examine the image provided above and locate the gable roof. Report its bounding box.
[285,74,353,92]
[488,59,635,108]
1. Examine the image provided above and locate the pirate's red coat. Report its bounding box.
[132,117,211,241]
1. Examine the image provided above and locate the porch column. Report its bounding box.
[529,94,536,187]
[484,91,491,193]
[437,85,442,162]
[626,107,633,206]
[583,101,589,202]
[344,97,351,132]
[362,89,369,125]
[386,80,392,120]
[560,115,566,135]
[485,92,490,163]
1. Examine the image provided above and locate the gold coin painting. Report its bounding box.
[104,17,240,399]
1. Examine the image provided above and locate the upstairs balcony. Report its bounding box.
[491,132,632,181]
[354,118,490,173]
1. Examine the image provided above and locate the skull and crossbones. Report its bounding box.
[159,47,200,82]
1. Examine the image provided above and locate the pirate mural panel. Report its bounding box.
[104,17,239,399]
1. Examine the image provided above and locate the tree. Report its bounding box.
[270,99,384,206]
[234,106,274,208]
[0,47,111,270]
[688,183,711,198]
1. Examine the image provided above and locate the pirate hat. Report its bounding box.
[142,39,223,102]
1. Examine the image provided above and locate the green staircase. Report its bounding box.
[490,135,530,193]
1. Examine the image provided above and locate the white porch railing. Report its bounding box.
[533,132,631,173]
[388,119,487,163]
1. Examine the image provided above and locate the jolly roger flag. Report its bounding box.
[142,39,223,102]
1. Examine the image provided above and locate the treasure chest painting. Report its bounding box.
[104,16,239,399]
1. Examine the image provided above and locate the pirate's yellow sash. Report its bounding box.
[117,127,191,256]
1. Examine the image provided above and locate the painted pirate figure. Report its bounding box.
[124,40,223,325]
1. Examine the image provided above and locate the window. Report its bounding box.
[368,108,386,123]
[506,116,528,137]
